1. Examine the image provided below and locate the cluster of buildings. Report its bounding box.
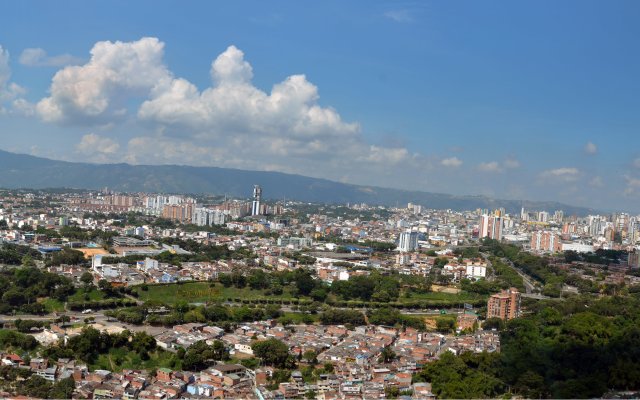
[1,188,640,296]
[91,255,228,285]
[0,353,254,399]
[3,190,639,398]
[1,316,501,399]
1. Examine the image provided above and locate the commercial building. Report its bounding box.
[277,237,313,249]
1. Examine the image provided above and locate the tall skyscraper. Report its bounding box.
[398,231,419,252]
[251,185,262,216]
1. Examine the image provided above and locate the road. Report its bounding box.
[500,258,560,300]
[502,258,536,294]
[262,304,466,315]
[0,310,104,322]
[0,311,170,336]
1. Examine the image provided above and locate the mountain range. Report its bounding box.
[0,149,597,215]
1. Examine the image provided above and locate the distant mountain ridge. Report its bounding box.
[0,149,597,215]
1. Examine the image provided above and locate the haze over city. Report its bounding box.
[0,1,639,211]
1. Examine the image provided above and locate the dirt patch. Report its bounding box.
[431,285,461,294]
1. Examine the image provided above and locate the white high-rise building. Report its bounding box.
[479,212,503,241]
[398,231,419,252]
[192,208,227,226]
[479,214,491,238]
[251,185,262,216]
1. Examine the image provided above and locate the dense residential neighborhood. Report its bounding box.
[0,188,638,398]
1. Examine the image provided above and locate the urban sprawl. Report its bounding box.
[0,186,637,399]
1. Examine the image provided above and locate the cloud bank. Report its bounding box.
[31,38,420,187]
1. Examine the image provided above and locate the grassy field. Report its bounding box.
[90,348,179,372]
[68,288,106,302]
[133,282,295,304]
[40,289,109,313]
[403,290,486,302]
[41,298,65,312]
[278,312,319,324]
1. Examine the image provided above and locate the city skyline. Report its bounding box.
[1,0,639,212]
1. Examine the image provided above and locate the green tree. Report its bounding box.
[21,255,35,267]
[182,340,229,371]
[2,289,26,307]
[294,268,316,296]
[302,350,318,365]
[252,338,291,368]
[415,352,504,399]
[436,317,456,333]
[49,376,76,399]
[80,271,93,286]
[18,375,52,398]
[378,346,396,363]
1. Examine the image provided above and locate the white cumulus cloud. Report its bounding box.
[30,38,428,188]
[138,45,359,141]
[478,161,502,173]
[584,141,597,155]
[76,133,120,159]
[0,45,27,111]
[36,37,171,123]
[441,157,462,168]
[539,167,580,182]
[623,175,640,196]
[0,46,10,90]
[504,158,520,169]
[19,48,82,67]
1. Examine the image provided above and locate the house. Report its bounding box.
[160,272,177,283]
[157,368,173,382]
[1,354,24,367]
[413,382,436,399]
[36,366,58,381]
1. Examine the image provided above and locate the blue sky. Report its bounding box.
[0,0,639,212]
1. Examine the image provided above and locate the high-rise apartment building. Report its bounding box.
[538,211,549,223]
[192,208,226,226]
[487,288,521,320]
[530,231,562,253]
[161,202,195,223]
[479,211,503,241]
[553,210,564,222]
